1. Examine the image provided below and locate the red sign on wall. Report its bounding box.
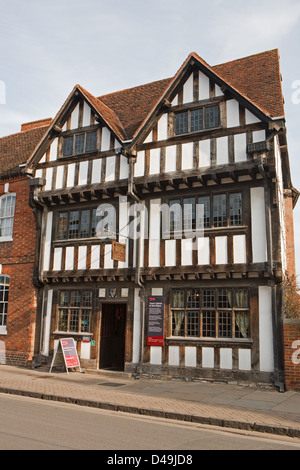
[147,296,164,346]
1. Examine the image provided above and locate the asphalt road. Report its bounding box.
[0,393,299,452]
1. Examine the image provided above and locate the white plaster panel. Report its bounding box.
[65,246,74,270]
[226,100,240,128]
[49,138,58,161]
[202,347,214,368]
[150,346,162,365]
[41,289,53,356]
[78,161,89,186]
[234,133,247,162]
[181,238,193,266]
[149,199,161,267]
[45,167,53,191]
[250,187,267,263]
[90,245,100,269]
[151,288,163,296]
[171,95,178,106]
[181,142,194,170]
[80,341,91,360]
[245,109,260,124]
[67,163,75,187]
[259,286,274,372]
[105,156,115,182]
[119,155,129,180]
[165,239,176,266]
[238,349,251,371]
[149,148,160,175]
[104,244,113,269]
[198,237,210,265]
[53,247,62,271]
[220,348,233,369]
[216,136,228,165]
[82,101,91,127]
[183,73,193,104]
[35,169,43,179]
[43,211,53,272]
[165,145,177,173]
[134,151,145,177]
[199,139,211,167]
[70,103,79,129]
[198,71,210,100]
[132,288,141,364]
[101,127,111,151]
[144,131,153,144]
[157,114,168,141]
[185,346,197,367]
[215,236,228,264]
[55,165,64,189]
[252,130,266,143]
[169,346,180,366]
[78,245,87,270]
[215,84,224,97]
[91,158,102,184]
[118,199,129,269]
[233,235,247,264]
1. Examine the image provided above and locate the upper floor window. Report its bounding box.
[0,194,16,240]
[0,275,9,332]
[175,105,219,135]
[62,130,97,157]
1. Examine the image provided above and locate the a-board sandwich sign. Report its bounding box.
[50,338,81,374]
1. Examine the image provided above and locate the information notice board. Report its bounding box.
[147,296,164,346]
[50,338,81,374]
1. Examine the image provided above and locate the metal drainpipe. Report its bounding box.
[126,153,145,378]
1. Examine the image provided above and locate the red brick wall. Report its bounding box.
[284,319,300,391]
[0,176,38,367]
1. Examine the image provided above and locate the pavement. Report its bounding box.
[0,364,300,440]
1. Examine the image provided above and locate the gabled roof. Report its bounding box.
[0,125,49,178]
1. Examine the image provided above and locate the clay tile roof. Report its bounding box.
[0,125,49,177]
[213,49,284,118]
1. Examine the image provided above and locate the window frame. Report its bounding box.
[0,275,9,334]
[61,130,97,158]
[175,104,220,135]
[57,290,93,334]
[0,193,16,242]
[170,287,250,340]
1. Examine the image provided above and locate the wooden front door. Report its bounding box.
[99,303,126,370]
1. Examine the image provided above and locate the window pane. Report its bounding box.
[235,289,248,308]
[229,193,243,226]
[91,209,101,237]
[81,309,91,332]
[75,134,85,154]
[68,211,79,238]
[197,196,210,228]
[202,289,215,308]
[202,311,216,337]
[63,136,73,156]
[187,311,199,336]
[187,289,200,308]
[218,311,232,338]
[235,311,249,338]
[59,291,69,307]
[183,198,196,231]
[169,200,181,233]
[172,311,185,336]
[175,112,188,134]
[205,105,219,129]
[80,210,90,238]
[69,309,79,331]
[172,289,185,308]
[85,131,97,152]
[191,109,204,132]
[57,212,68,240]
[58,308,68,331]
[70,290,81,307]
[213,194,226,227]
[218,289,232,308]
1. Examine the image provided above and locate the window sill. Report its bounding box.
[0,327,7,335]
[0,236,13,243]
[166,336,252,346]
[52,331,93,338]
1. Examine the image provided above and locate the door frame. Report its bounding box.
[98,301,127,371]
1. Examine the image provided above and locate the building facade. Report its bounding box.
[25,50,298,388]
[0,120,51,366]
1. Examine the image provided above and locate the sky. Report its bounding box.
[0,0,299,276]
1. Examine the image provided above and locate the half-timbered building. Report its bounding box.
[26,49,298,388]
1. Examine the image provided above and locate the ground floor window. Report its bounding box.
[58,290,92,333]
[171,288,249,339]
[0,275,9,330]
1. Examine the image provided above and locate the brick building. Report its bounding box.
[0,119,51,366]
